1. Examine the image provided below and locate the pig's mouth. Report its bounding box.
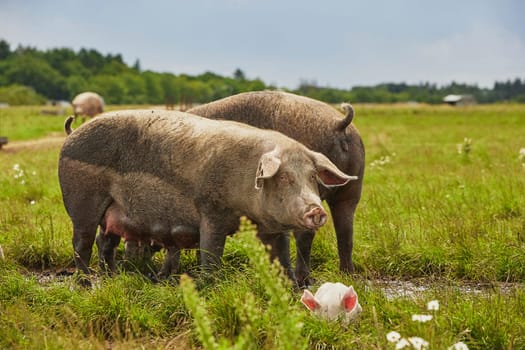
[303,206,327,230]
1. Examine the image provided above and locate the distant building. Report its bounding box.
[443,94,476,106]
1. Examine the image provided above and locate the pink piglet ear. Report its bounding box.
[341,286,358,312]
[301,289,320,311]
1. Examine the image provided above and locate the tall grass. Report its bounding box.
[0,104,524,348]
[351,104,525,282]
[181,218,307,350]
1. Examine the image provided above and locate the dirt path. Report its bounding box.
[1,133,65,153]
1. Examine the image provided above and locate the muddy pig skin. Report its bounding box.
[58,110,355,277]
[188,91,365,286]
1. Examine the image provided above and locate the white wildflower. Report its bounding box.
[369,155,394,168]
[396,338,411,349]
[386,331,402,343]
[427,299,439,311]
[412,314,433,322]
[408,336,429,350]
[457,138,472,155]
[449,341,469,350]
[30,200,36,205]
[13,163,25,179]
[19,179,26,185]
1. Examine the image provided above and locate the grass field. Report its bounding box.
[0,104,524,349]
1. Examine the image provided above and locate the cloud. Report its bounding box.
[1,1,523,89]
[418,24,525,86]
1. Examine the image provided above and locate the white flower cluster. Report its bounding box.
[456,138,472,155]
[427,300,439,311]
[386,300,468,349]
[12,163,37,184]
[449,342,469,350]
[387,332,428,350]
[519,148,525,169]
[12,164,37,204]
[411,314,433,323]
[13,163,25,184]
[369,153,396,169]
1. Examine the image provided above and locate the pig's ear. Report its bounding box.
[341,286,358,312]
[301,289,320,311]
[255,148,281,190]
[310,151,358,188]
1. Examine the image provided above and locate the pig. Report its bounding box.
[301,282,362,324]
[187,91,365,286]
[58,110,356,277]
[71,91,105,122]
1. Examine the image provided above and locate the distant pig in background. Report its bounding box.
[70,91,105,123]
[301,282,362,324]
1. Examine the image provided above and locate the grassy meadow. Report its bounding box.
[0,104,524,349]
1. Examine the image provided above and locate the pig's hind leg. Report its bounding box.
[158,247,181,278]
[72,222,98,275]
[158,225,200,278]
[69,199,112,276]
[96,228,121,273]
[96,202,130,274]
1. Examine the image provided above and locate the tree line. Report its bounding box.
[0,39,524,105]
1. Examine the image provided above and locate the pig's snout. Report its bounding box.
[304,207,327,229]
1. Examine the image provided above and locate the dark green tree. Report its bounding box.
[0,39,11,60]
[4,54,67,100]
[234,68,246,81]
[143,71,164,104]
[132,59,141,72]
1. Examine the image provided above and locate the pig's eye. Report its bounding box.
[310,174,317,183]
[279,173,294,185]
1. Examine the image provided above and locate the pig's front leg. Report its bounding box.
[258,232,297,286]
[198,215,228,273]
[293,229,316,288]
[329,198,358,274]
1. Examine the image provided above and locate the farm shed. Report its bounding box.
[443,94,476,106]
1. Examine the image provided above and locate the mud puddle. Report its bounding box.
[369,279,521,300]
[24,269,524,298]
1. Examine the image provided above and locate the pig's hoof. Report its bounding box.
[73,273,93,288]
[144,272,160,283]
[157,273,178,284]
[297,276,315,290]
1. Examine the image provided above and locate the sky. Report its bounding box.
[1,0,524,89]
